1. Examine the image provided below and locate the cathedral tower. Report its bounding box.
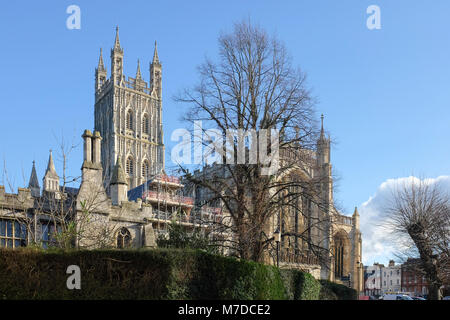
[94,27,165,190]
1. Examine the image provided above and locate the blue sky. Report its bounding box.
[1,1,449,264]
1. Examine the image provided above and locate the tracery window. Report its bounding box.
[126,157,134,176]
[126,110,133,130]
[334,238,344,278]
[142,114,149,135]
[117,227,131,249]
[142,160,150,178]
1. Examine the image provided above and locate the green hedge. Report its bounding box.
[319,279,358,300]
[280,269,321,300]
[0,248,289,300]
[0,248,353,300]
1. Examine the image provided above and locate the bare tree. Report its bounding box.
[176,20,333,264]
[1,136,123,250]
[384,178,450,300]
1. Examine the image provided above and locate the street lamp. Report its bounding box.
[274,228,281,268]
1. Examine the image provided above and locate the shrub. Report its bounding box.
[0,248,288,300]
[319,279,358,300]
[279,269,321,300]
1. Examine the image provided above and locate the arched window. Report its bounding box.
[334,237,345,279]
[142,114,149,134]
[126,110,133,130]
[117,227,131,249]
[142,160,149,178]
[126,157,134,176]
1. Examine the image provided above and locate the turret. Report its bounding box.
[150,41,162,99]
[28,161,40,198]
[351,206,363,293]
[316,114,332,208]
[95,48,107,91]
[317,114,330,166]
[111,26,124,85]
[352,206,360,230]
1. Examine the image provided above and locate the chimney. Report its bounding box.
[82,130,93,165]
[92,131,102,164]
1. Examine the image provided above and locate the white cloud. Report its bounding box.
[359,175,450,266]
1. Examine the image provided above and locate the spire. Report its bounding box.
[136,59,142,80]
[46,150,57,176]
[110,156,128,185]
[28,161,40,197]
[43,150,59,193]
[98,48,106,72]
[152,40,160,64]
[353,206,360,217]
[320,114,325,139]
[113,26,122,51]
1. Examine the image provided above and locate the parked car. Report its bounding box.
[412,296,426,300]
[443,296,450,300]
[382,294,414,300]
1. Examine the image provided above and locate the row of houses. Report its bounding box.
[364,259,446,297]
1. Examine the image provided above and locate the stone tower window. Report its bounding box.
[126,110,133,130]
[117,227,131,249]
[142,160,149,179]
[126,157,134,176]
[142,114,149,135]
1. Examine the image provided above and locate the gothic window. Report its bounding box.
[142,114,149,135]
[142,160,150,178]
[126,157,134,176]
[126,110,133,130]
[116,227,131,249]
[334,237,344,279]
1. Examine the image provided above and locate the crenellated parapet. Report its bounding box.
[0,186,34,210]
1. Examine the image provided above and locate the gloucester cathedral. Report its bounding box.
[0,28,363,293]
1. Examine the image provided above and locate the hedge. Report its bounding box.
[0,248,353,300]
[319,279,358,300]
[280,269,321,300]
